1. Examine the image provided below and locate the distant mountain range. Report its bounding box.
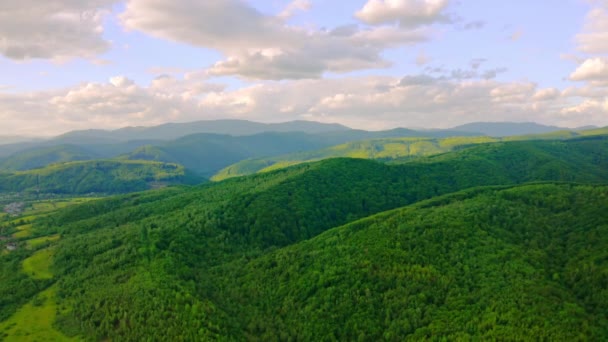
[0,136,43,146]
[54,119,351,142]
[0,120,604,181]
[450,122,596,137]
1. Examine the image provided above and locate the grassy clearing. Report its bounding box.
[0,286,79,342]
[25,235,60,249]
[12,224,33,238]
[7,216,37,227]
[22,248,54,280]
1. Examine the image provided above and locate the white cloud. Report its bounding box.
[355,0,450,27]
[208,26,426,80]
[569,57,608,85]
[120,0,429,80]
[1,75,606,135]
[120,0,292,53]
[198,76,603,129]
[0,76,224,135]
[533,88,560,101]
[576,7,608,54]
[278,0,312,20]
[559,98,608,127]
[0,0,119,60]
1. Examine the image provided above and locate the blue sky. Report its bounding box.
[0,0,606,135]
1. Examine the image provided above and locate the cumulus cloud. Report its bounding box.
[569,57,608,85]
[278,0,312,20]
[576,7,608,54]
[532,88,560,101]
[208,26,426,79]
[120,0,429,80]
[0,0,119,60]
[559,98,608,127]
[1,74,606,135]
[197,76,602,129]
[355,0,450,27]
[0,76,224,135]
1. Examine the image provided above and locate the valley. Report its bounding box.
[0,125,607,340]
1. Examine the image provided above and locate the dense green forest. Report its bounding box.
[0,160,202,195]
[1,136,607,340]
[208,184,608,340]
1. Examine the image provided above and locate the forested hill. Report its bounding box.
[209,184,608,340]
[1,136,608,340]
[0,160,202,195]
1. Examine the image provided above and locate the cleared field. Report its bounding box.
[12,224,33,238]
[25,235,60,249]
[0,286,78,342]
[22,248,54,280]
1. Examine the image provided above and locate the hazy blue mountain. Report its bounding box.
[452,122,565,137]
[0,142,43,158]
[119,132,333,176]
[0,145,97,171]
[118,128,486,177]
[0,136,43,146]
[315,127,481,144]
[56,119,351,142]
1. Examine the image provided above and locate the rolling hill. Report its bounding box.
[212,136,499,181]
[451,122,566,137]
[206,183,608,340]
[0,124,480,176]
[0,160,203,195]
[118,132,332,177]
[212,129,608,181]
[0,136,607,340]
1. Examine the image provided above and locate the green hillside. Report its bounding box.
[212,130,608,181]
[208,184,608,340]
[0,160,203,195]
[212,136,497,180]
[1,136,607,340]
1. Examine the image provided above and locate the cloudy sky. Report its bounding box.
[1,0,607,136]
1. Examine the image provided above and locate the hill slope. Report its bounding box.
[213,131,608,181]
[212,136,498,180]
[452,122,565,137]
[0,160,202,195]
[209,184,608,340]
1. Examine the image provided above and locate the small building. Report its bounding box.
[4,202,25,216]
[6,242,17,251]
